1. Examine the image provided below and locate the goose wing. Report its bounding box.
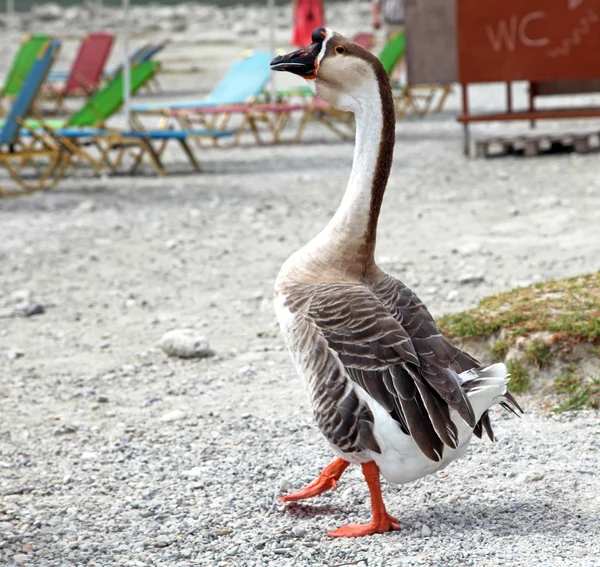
[282,280,477,462]
[370,274,502,440]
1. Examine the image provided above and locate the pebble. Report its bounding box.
[160,410,187,423]
[291,525,306,537]
[516,471,545,483]
[421,525,432,537]
[458,273,485,285]
[53,423,78,435]
[6,351,24,360]
[446,290,460,302]
[153,535,172,548]
[181,467,205,478]
[159,329,213,359]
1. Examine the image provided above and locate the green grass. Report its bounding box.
[490,339,509,361]
[506,359,531,394]
[525,340,552,369]
[554,377,600,412]
[439,272,600,348]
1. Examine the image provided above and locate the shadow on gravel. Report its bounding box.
[398,498,594,536]
[281,503,347,518]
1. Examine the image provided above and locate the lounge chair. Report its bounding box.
[41,32,114,113]
[2,61,163,176]
[131,50,272,114]
[0,40,70,197]
[0,34,52,115]
[33,58,235,174]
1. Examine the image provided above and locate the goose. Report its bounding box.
[270,28,522,538]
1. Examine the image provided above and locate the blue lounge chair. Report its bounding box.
[0,39,68,196]
[131,50,271,113]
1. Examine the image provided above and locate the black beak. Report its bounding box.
[270,27,326,79]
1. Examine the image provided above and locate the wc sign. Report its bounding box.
[457,0,600,83]
[486,12,549,52]
[486,1,587,52]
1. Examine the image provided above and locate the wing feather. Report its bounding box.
[282,280,476,461]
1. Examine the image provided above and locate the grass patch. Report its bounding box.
[554,364,580,394]
[554,377,600,412]
[439,272,600,348]
[506,359,531,394]
[525,340,552,369]
[490,339,509,361]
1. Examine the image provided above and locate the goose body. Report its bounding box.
[271,28,521,538]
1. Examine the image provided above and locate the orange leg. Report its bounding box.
[280,458,350,502]
[328,461,401,538]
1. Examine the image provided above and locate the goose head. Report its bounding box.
[270,27,388,114]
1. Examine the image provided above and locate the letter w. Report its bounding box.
[486,17,518,52]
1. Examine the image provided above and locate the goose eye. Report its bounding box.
[335,46,345,54]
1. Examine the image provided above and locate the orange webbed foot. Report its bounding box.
[279,458,350,503]
[327,513,401,538]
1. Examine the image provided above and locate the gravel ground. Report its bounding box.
[2,21,600,566]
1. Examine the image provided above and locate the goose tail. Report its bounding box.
[459,363,523,442]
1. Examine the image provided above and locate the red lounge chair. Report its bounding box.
[43,32,114,113]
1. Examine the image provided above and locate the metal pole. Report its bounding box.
[7,0,15,15]
[96,0,103,29]
[123,0,131,129]
[267,0,276,101]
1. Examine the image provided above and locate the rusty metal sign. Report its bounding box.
[457,0,600,83]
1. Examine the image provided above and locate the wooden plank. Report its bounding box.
[457,0,600,84]
[458,106,600,123]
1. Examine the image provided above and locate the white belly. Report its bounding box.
[356,384,474,484]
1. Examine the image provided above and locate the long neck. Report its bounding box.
[319,70,395,275]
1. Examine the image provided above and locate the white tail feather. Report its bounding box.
[459,363,511,422]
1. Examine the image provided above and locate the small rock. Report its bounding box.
[73,199,96,214]
[154,535,172,548]
[159,329,213,359]
[446,290,460,302]
[6,351,24,360]
[279,479,293,493]
[53,423,78,435]
[421,525,432,537]
[291,525,306,537]
[160,410,187,423]
[11,289,32,303]
[81,451,98,460]
[516,471,545,483]
[97,395,109,403]
[181,466,205,478]
[12,553,29,565]
[458,273,485,285]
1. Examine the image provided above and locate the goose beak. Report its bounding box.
[270,44,321,79]
[270,27,327,79]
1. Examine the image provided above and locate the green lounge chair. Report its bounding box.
[0,34,52,114]
[4,60,161,131]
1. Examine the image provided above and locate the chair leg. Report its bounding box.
[138,139,167,175]
[178,139,201,172]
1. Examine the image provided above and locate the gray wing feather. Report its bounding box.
[283,280,476,461]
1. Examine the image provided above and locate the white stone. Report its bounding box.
[160,410,187,423]
[159,329,213,359]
